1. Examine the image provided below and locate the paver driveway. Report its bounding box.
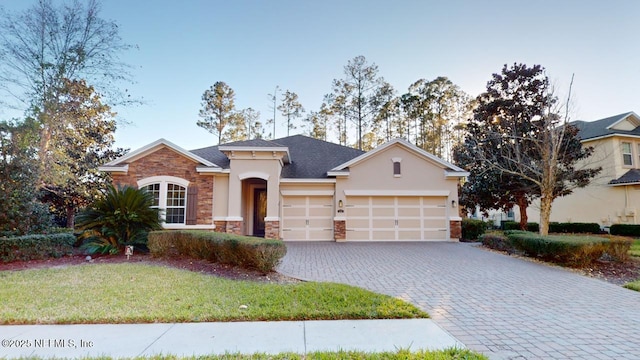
[278,242,640,360]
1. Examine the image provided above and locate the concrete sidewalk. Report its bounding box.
[0,319,462,358]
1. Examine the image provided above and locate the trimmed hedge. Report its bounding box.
[0,233,76,263]
[503,221,539,232]
[548,222,601,234]
[148,230,287,273]
[481,230,632,267]
[461,219,489,241]
[610,224,640,237]
[503,222,601,234]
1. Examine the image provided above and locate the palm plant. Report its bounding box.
[75,185,162,254]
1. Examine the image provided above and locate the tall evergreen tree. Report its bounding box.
[277,90,305,136]
[197,81,238,144]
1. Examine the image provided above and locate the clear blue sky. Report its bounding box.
[2,0,639,151]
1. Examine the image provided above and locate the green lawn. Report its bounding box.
[11,349,488,360]
[0,263,427,324]
[630,239,640,257]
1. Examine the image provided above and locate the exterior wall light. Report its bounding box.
[451,200,457,208]
[338,200,343,208]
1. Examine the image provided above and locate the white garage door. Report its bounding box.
[281,195,334,241]
[345,196,448,241]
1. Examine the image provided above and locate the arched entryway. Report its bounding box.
[242,178,267,237]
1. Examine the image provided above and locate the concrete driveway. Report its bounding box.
[278,242,640,359]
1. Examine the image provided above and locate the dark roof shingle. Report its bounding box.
[609,169,640,185]
[190,135,364,178]
[572,112,640,140]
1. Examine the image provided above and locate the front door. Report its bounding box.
[253,188,267,237]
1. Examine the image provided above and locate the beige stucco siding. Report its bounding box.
[213,175,229,220]
[334,145,459,216]
[227,158,282,220]
[520,136,640,226]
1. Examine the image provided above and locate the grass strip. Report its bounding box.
[630,239,640,257]
[0,263,427,324]
[5,348,488,360]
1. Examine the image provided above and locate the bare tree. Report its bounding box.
[459,63,600,235]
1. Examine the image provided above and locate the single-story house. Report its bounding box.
[521,111,640,227]
[99,135,468,241]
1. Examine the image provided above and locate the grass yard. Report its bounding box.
[0,263,427,324]
[630,239,640,257]
[6,349,488,360]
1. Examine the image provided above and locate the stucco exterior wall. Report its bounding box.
[334,145,459,218]
[519,137,640,226]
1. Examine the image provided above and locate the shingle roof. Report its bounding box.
[219,138,286,147]
[190,135,365,178]
[609,169,640,185]
[572,112,640,140]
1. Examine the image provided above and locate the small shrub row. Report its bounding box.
[461,219,489,241]
[502,221,601,234]
[549,222,601,234]
[610,224,640,237]
[479,232,512,252]
[481,231,632,267]
[0,233,75,263]
[502,221,540,232]
[148,230,287,273]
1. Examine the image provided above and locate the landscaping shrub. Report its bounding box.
[610,224,640,237]
[548,222,601,234]
[479,231,512,252]
[0,233,75,263]
[481,230,632,266]
[148,230,287,273]
[75,185,162,254]
[502,221,539,232]
[461,219,488,241]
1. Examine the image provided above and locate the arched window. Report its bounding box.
[139,177,189,225]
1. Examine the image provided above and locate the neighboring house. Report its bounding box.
[521,112,640,227]
[99,135,468,241]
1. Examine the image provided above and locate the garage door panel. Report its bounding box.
[282,195,333,241]
[346,196,448,241]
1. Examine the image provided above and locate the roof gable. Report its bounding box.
[330,138,467,177]
[103,138,219,168]
[572,112,640,141]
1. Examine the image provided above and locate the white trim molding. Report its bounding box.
[98,164,129,173]
[280,190,335,196]
[137,176,190,188]
[238,171,270,181]
[280,178,336,183]
[264,216,280,222]
[102,138,219,168]
[344,190,450,197]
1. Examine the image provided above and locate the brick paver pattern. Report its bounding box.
[278,242,640,360]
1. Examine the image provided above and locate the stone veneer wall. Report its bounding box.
[111,147,214,225]
[449,220,462,240]
[226,220,243,235]
[265,220,280,240]
[334,220,346,242]
[213,221,227,232]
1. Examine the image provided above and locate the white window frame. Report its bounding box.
[138,176,190,226]
[622,142,633,167]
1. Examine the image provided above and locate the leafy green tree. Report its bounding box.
[38,79,125,228]
[278,90,305,136]
[401,77,471,160]
[456,63,600,235]
[0,118,52,236]
[197,81,240,144]
[334,56,386,150]
[0,0,135,182]
[240,107,264,140]
[323,84,350,146]
[303,104,330,141]
[371,81,401,142]
[75,185,162,254]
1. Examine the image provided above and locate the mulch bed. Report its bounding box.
[479,245,640,286]
[2,248,638,286]
[0,252,300,284]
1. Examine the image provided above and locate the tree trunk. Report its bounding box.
[66,205,75,228]
[539,194,553,236]
[516,195,528,230]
